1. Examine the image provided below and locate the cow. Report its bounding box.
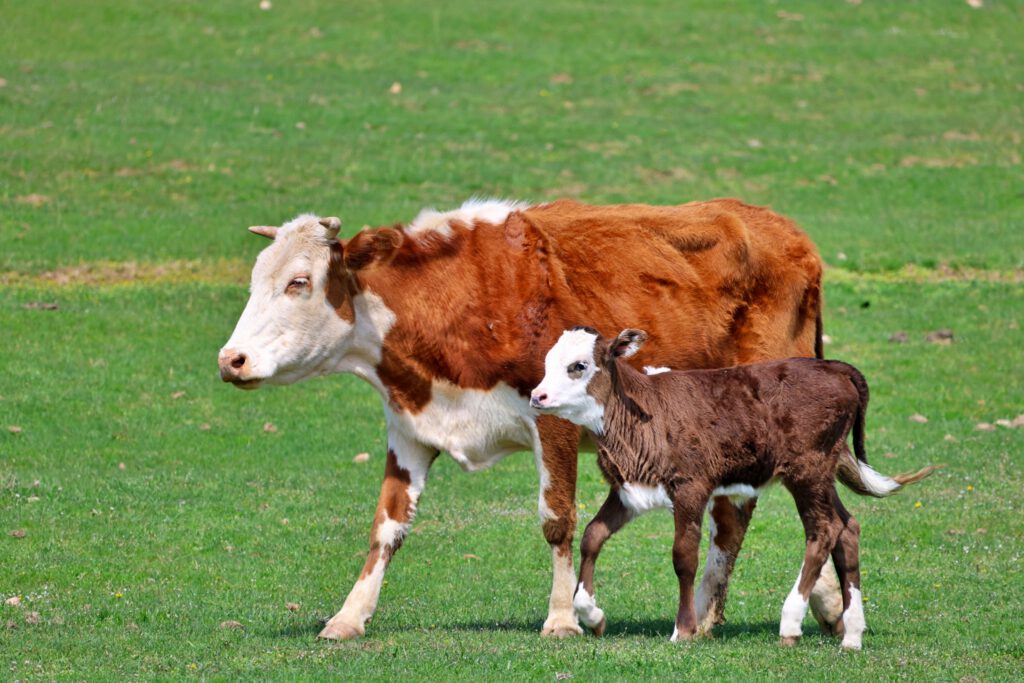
[218,197,838,640]
[531,327,936,648]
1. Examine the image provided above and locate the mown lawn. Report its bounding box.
[2,0,1022,680]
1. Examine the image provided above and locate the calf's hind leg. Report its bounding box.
[830,491,866,650]
[695,495,845,637]
[574,491,633,636]
[779,487,844,646]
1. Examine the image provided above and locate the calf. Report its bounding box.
[530,327,934,649]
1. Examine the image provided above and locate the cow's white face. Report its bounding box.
[531,328,605,432]
[219,214,354,389]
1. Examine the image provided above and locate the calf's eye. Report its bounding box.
[567,361,587,378]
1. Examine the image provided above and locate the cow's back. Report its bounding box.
[520,198,822,371]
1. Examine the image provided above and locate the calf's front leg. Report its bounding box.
[574,490,633,636]
[319,431,437,640]
[671,501,705,642]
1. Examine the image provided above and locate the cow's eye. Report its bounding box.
[567,361,587,378]
[286,277,310,293]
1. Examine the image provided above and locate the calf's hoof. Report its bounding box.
[779,635,801,647]
[318,619,364,641]
[591,617,607,638]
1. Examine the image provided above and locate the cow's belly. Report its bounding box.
[388,380,536,471]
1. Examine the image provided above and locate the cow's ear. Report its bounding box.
[609,329,648,358]
[343,227,404,271]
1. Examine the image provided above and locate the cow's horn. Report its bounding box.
[319,216,342,239]
[248,225,279,240]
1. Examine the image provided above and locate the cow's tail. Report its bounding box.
[814,305,824,360]
[835,364,940,497]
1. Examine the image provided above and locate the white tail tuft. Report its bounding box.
[857,460,901,496]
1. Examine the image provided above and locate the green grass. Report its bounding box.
[2,0,1022,680]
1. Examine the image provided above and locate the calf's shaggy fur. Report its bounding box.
[531,327,934,649]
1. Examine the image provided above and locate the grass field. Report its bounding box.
[2,0,1022,680]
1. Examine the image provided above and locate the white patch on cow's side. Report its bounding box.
[618,482,673,515]
[841,585,866,650]
[533,328,606,434]
[695,512,727,634]
[405,197,530,238]
[779,565,809,638]
[572,586,605,629]
[855,460,901,496]
[643,366,671,375]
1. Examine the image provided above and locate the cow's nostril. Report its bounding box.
[231,353,247,369]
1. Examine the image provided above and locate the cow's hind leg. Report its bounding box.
[574,490,633,636]
[695,496,755,636]
[319,433,437,640]
[830,491,865,650]
[535,415,584,638]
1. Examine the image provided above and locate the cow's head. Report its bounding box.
[218,214,401,389]
[530,327,648,432]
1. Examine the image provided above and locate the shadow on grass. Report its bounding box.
[272,616,835,644]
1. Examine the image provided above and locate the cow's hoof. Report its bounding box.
[591,617,607,638]
[779,635,801,647]
[318,620,364,641]
[541,620,583,638]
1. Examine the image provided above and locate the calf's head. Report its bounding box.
[530,327,648,433]
[218,214,402,388]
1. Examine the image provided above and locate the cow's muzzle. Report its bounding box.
[218,348,261,389]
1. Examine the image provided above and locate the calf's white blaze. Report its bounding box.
[533,328,605,434]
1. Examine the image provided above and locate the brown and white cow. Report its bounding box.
[218,197,834,640]
[531,328,935,648]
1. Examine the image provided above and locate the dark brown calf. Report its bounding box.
[530,327,934,649]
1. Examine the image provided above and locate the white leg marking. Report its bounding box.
[695,513,728,635]
[322,427,434,639]
[670,624,680,642]
[779,565,809,638]
[841,585,866,650]
[542,546,583,636]
[572,586,605,629]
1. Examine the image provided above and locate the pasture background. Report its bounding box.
[2,0,1021,680]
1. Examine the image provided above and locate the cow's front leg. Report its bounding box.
[535,415,583,638]
[319,432,437,640]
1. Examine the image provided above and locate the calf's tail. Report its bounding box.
[836,364,940,497]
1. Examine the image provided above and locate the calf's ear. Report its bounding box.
[609,329,649,358]
[343,227,404,271]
